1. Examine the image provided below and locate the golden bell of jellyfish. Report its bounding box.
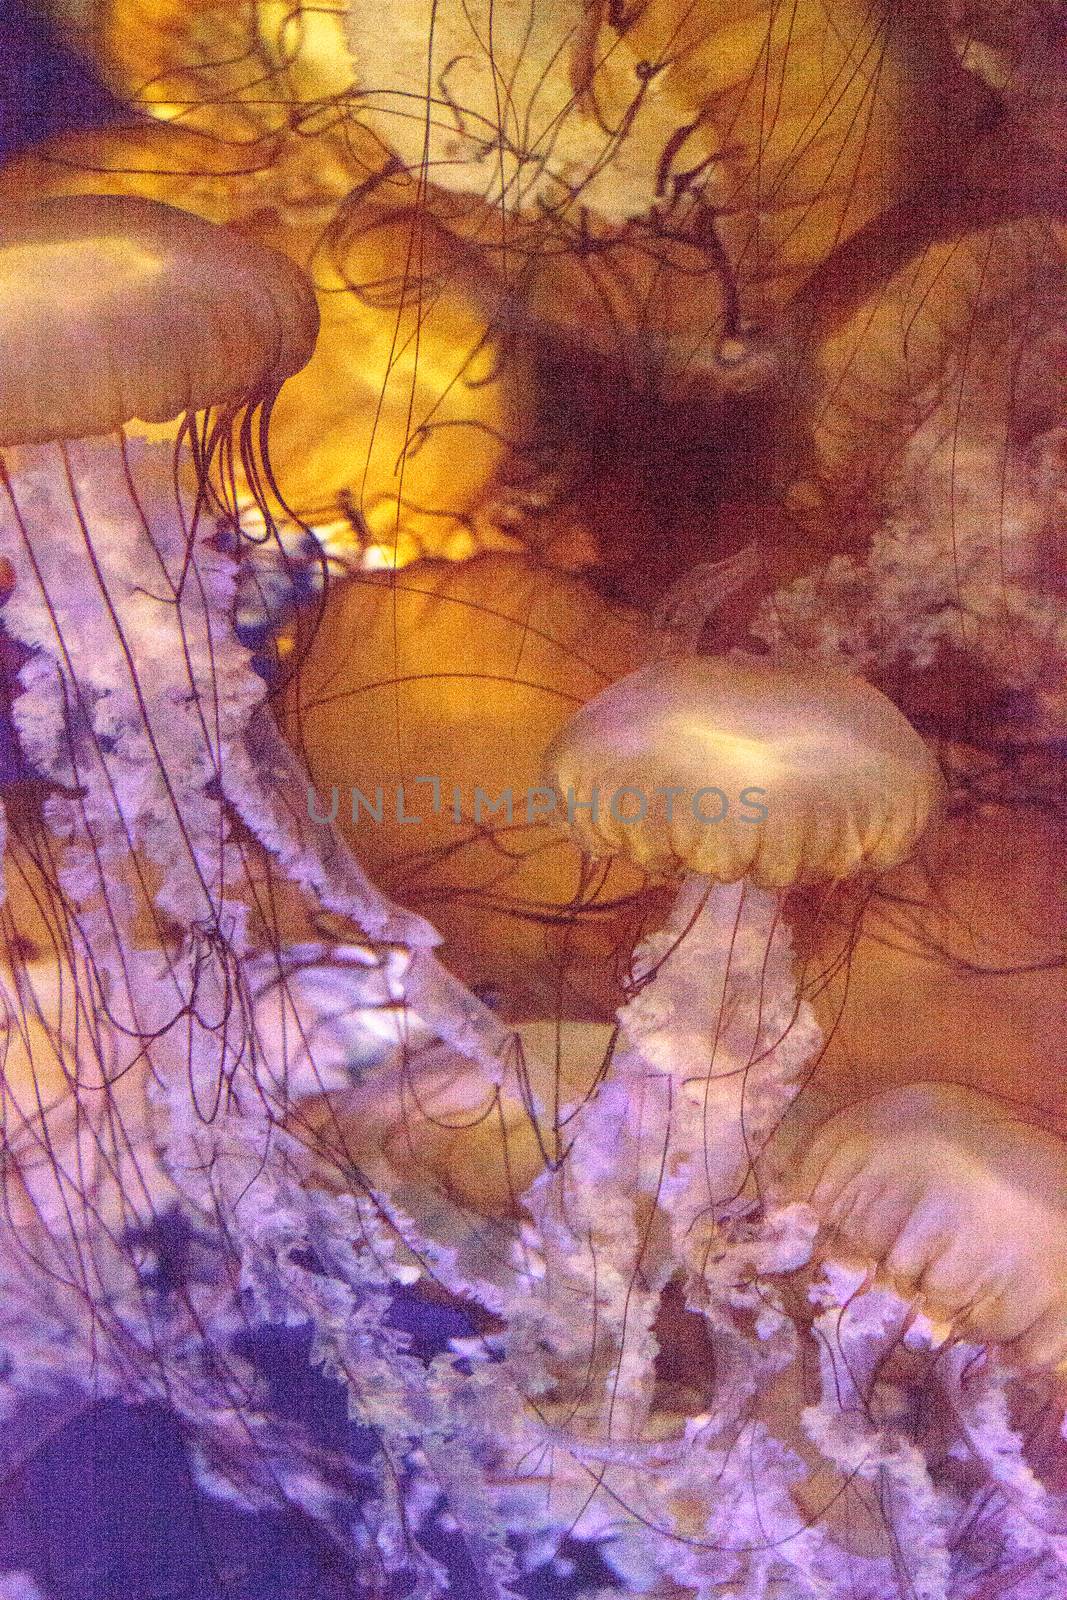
[278,552,666,1019]
[544,655,945,888]
[543,655,944,1204]
[791,215,1067,543]
[292,1018,615,1221]
[0,138,521,567]
[0,195,316,445]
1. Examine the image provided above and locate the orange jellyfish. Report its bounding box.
[0,192,313,1313]
[0,194,316,448]
[63,0,380,230]
[279,550,665,1019]
[0,138,532,571]
[243,212,529,566]
[785,787,1067,1127]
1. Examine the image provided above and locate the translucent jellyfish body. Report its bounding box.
[251,215,527,565]
[0,195,317,443]
[279,551,663,1016]
[544,654,945,887]
[759,215,1067,739]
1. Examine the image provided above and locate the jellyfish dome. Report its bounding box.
[544,653,946,885]
[0,194,318,442]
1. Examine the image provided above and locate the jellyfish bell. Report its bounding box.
[278,551,669,1019]
[62,0,379,227]
[0,193,318,1265]
[611,0,988,318]
[243,213,527,567]
[544,654,945,887]
[292,1018,615,1223]
[787,1082,1067,1373]
[0,194,317,447]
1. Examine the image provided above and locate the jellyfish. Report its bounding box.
[67,0,379,229]
[786,1081,1067,1371]
[753,207,1067,738]
[0,189,320,976]
[279,550,666,1017]
[0,193,313,1326]
[0,142,530,573]
[784,791,1067,1125]
[0,193,513,1317]
[543,653,944,1218]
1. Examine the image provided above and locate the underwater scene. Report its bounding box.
[0,2,1064,1596]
